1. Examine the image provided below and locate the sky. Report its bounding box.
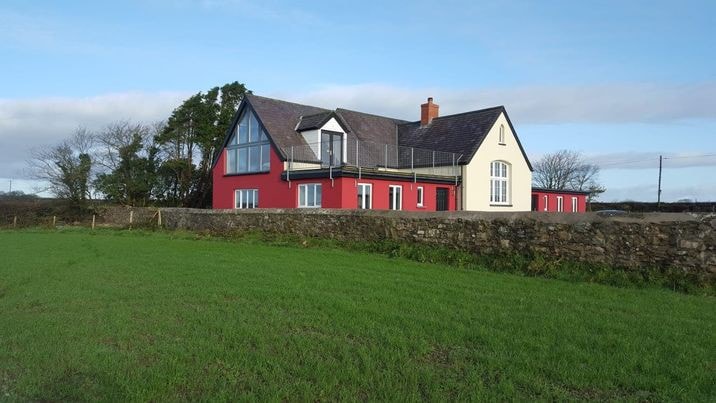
[1,0,715,201]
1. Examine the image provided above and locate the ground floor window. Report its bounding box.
[417,186,424,207]
[571,197,578,212]
[235,189,258,209]
[357,183,372,209]
[298,183,322,208]
[557,196,564,212]
[389,185,402,210]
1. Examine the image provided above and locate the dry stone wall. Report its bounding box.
[103,207,716,277]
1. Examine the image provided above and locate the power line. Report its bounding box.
[594,153,716,167]
[596,158,659,167]
[663,153,716,160]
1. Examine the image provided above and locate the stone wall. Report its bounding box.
[102,207,716,277]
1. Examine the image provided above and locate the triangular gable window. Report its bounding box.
[226,108,271,174]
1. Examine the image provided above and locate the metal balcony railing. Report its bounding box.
[287,135,462,179]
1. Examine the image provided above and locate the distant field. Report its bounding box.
[0,229,714,401]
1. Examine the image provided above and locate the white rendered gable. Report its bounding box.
[461,112,532,211]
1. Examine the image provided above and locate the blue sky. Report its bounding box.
[1,0,715,201]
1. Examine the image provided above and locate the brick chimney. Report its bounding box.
[420,97,439,126]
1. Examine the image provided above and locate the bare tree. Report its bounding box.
[27,128,95,208]
[533,149,605,201]
[95,121,153,172]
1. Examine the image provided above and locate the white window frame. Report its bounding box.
[490,161,510,205]
[557,196,564,212]
[498,124,506,145]
[298,183,322,208]
[234,189,259,209]
[416,186,424,207]
[543,195,548,211]
[357,183,372,209]
[389,185,402,211]
[571,197,578,213]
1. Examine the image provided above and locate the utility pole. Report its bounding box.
[8,179,11,193]
[657,155,663,210]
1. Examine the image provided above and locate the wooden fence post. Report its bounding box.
[157,209,162,228]
[92,215,96,230]
[52,216,56,228]
[129,210,134,230]
[13,216,17,228]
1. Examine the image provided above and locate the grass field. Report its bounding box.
[0,229,714,401]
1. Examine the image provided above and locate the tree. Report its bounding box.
[27,128,95,209]
[533,150,605,202]
[94,122,159,206]
[0,190,37,199]
[154,81,249,207]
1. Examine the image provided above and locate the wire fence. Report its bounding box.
[287,135,462,177]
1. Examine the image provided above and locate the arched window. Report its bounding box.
[498,124,506,144]
[490,161,510,204]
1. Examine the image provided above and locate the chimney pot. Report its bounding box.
[420,97,439,126]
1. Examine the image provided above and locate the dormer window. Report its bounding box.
[226,109,271,174]
[498,124,506,145]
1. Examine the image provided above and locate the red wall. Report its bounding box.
[213,146,457,211]
[532,190,587,213]
[339,177,456,211]
[213,146,294,209]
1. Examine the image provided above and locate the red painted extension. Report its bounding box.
[212,146,457,211]
[531,188,588,213]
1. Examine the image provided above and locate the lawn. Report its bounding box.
[0,229,714,401]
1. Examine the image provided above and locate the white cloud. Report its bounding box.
[0,91,187,179]
[585,152,716,170]
[601,183,716,203]
[275,82,716,125]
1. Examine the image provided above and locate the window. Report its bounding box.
[298,183,322,208]
[321,131,343,167]
[389,185,402,210]
[235,189,258,209]
[498,124,506,144]
[571,197,578,212]
[557,196,564,212]
[416,186,424,207]
[490,161,510,205]
[357,183,372,209]
[543,195,548,211]
[226,109,271,174]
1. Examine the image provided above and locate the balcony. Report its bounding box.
[286,134,463,181]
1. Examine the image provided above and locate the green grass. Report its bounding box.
[0,229,714,401]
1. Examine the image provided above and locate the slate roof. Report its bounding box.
[246,94,329,158]
[335,108,407,145]
[216,94,532,169]
[398,106,505,161]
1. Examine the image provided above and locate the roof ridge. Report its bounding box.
[400,105,505,126]
[247,93,331,111]
[335,108,409,123]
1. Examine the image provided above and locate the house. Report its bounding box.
[212,94,535,211]
[531,187,589,213]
